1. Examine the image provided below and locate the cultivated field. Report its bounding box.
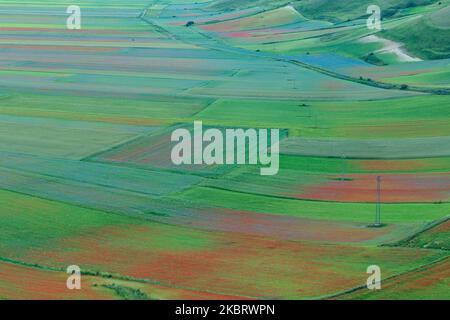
[0,0,448,300]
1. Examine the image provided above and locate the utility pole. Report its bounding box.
[375,175,382,227]
[288,78,296,89]
[341,154,346,181]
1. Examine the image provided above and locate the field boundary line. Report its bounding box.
[321,254,450,300]
[0,256,258,300]
[79,134,152,162]
[186,98,219,118]
[198,3,291,26]
[287,59,450,95]
[139,12,450,95]
[382,215,450,249]
[79,124,180,162]
[0,185,170,224]
[279,153,450,160]
[0,184,287,243]
[85,157,228,178]
[198,185,450,205]
[0,164,187,198]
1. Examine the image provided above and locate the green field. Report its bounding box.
[0,0,448,300]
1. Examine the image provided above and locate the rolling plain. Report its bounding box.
[0,0,449,299]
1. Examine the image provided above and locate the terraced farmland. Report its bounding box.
[0,0,448,300]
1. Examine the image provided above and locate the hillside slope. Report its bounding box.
[294,0,437,22]
[382,5,450,59]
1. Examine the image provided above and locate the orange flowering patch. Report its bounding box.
[297,173,450,203]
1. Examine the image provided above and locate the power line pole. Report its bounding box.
[341,154,346,181]
[375,175,382,227]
